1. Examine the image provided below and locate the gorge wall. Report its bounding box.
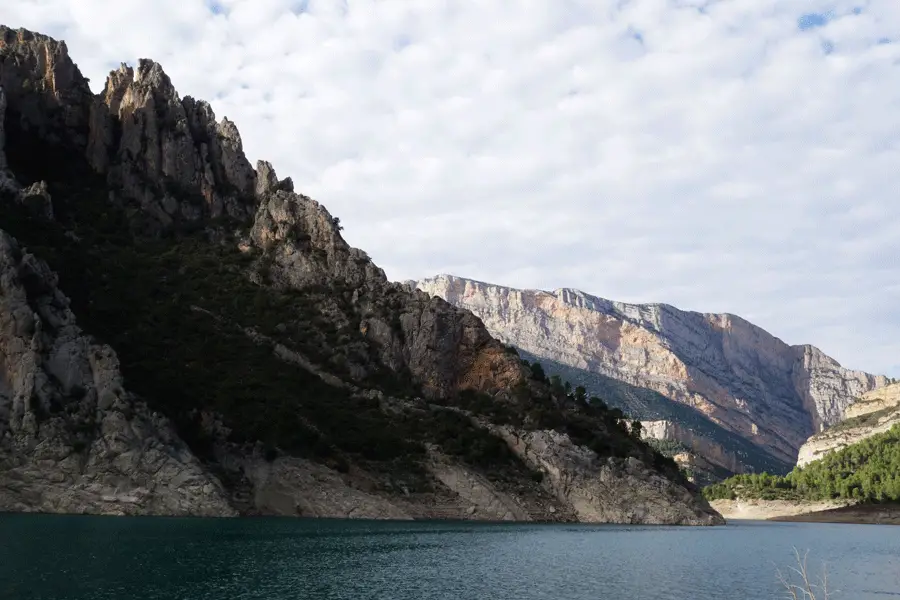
[414,275,891,473]
[796,382,900,467]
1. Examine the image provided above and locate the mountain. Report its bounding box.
[797,382,900,467]
[413,275,892,476]
[0,26,721,524]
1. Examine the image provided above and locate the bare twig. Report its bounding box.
[776,548,835,600]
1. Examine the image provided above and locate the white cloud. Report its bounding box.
[4,0,900,375]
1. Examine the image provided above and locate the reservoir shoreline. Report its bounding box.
[711,499,900,525]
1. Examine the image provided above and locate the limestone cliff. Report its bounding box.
[796,382,900,467]
[0,25,721,524]
[640,420,734,480]
[414,275,891,470]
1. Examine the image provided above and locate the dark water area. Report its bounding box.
[1,515,898,599]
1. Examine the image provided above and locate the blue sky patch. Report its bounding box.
[290,0,311,15]
[393,34,412,51]
[627,27,644,45]
[797,12,832,30]
[207,1,228,16]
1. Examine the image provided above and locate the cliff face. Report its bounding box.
[796,383,900,467]
[640,420,737,476]
[0,230,235,516]
[248,188,524,398]
[414,275,891,470]
[0,25,721,524]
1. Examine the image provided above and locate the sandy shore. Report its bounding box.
[711,499,900,525]
[710,499,852,521]
[770,503,900,525]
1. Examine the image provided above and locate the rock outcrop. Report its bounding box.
[0,26,92,149]
[796,382,900,467]
[415,275,891,468]
[640,419,739,475]
[0,231,235,515]
[0,24,722,525]
[496,427,720,525]
[87,60,258,228]
[249,178,526,398]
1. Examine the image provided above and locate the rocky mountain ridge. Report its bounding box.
[796,382,900,467]
[0,25,721,524]
[414,274,891,473]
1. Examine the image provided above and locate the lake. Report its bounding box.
[0,515,897,600]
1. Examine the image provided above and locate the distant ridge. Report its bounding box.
[415,274,892,476]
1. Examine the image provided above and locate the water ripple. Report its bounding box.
[0,517,897,600]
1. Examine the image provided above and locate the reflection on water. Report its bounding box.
[0,515,898,600]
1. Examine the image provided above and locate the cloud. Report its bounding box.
[4,0,900,375]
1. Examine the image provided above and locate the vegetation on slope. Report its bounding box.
[826,405,899,433]
[703,424,900,503]
[517,350,792,475]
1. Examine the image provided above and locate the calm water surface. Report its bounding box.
[0,515,898,600]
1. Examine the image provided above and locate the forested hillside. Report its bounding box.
[703,424,900,503]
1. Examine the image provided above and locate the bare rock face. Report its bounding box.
[250,177,525,397]
[0,30,258,227]
[791,345,888,432]
[0,231,235,516]
[415,275,892,466]
[796,382,900,467]
[496,427,723,525]
[250,182,387,289]
[0,26,92,148]
[255,160,293,196]
[87,60,258,227]
[18,180,53,220]
[640,419,742,474]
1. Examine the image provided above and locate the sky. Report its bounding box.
[4,1,900,376]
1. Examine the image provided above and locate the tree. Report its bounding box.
[549,375,565,396]
[574,385,587,405]
[529,362,546,382]
[630,420,643,438]
[589,396,608,410]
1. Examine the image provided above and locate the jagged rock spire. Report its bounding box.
[87,59,258,227]
[0,25,93,148]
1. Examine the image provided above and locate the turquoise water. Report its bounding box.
[0,515,898,599]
